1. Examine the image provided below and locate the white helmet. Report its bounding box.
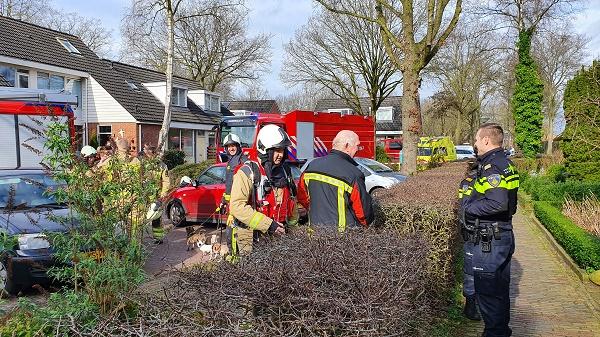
[146,201,162,221]
[256,124,291,155]
[223,133,241,146]
[80,145,97,158]
[180,176,192,186]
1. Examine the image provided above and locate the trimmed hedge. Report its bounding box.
[533,201,600,271]
[525,176,600,204]
[170,160,213,185]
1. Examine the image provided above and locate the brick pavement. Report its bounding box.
[460,207,600,336]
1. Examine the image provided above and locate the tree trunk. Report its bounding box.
[400,66,422,175]
[157,1,175,153]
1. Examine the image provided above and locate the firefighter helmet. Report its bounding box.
[256,124,291,155]
[223,133,241,146]
[80,145,97,158]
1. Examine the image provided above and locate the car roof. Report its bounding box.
[455,145,474,150]
[0,169,46,175]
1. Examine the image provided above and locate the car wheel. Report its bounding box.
[168,201,186,227]
[369,187,384,197]
[0,259,18,297]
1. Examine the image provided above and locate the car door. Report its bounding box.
[194,166,226,220]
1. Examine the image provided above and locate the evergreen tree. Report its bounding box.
[562,60,600,181]
[512,30,544,157]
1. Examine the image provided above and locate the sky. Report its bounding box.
[52,0,600,99]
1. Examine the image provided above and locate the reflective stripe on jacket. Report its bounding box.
[297,150,374,231]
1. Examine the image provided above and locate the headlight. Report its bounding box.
[18,234,50,250]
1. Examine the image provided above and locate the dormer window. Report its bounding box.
[171,87,187,107]
[57,38,81,55]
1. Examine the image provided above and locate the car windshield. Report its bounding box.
[355,158,393,173]
[418,147,432,156]
[456,149,474,154]
[197,166,226,185]
[219,118,257,148]
[0,174,64,209]
[388,142,402,150]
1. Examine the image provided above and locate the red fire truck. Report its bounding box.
[0,91,76,169]
[216,110,375,163]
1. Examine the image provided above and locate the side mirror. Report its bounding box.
[191,180,199,188]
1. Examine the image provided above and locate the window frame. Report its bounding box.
[97,125,112,147]
[171,87,187,107]
[57,38,81,55]
[376,107,393,122]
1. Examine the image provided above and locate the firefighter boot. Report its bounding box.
[464,295,481,321]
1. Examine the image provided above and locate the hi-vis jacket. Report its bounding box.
[229,161,298,233]
[297,150,374,231]
[464,148,519,230]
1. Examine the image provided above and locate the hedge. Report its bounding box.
[170,160,214,185]
[533,201,600,271]
[525,176,600,204]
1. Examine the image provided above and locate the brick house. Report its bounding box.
[314,96,403,141]
[0,16,228,163]
[223,99,280,116]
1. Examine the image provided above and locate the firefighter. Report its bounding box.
[463,123,519,337]
[228,124,298,257]
[297,130,374,231]
[142,144,171,243]
[459,163,481,321]
[219,133,248,225]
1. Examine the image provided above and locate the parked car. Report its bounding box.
[300,157,406,194]
[379,138,403,161]
[0,170,73,295]
[455,144,476,160]
[167,163,302,227]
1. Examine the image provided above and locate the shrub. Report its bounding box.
[162,149,185,169]
[563,195,600,237]
[374,161,467,285]
[529,179,600,204]
[65,230,444,337]
[533,201,600,271]
[170,160,213,185]
[376,145,390,163]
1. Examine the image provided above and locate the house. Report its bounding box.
[0,15,226,163]
[223,99,280,116]
[314,96,402,141]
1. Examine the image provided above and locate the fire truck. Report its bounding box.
[0,90,76,169]
[216,110,375,163]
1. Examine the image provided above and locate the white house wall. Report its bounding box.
[86,76,136,122]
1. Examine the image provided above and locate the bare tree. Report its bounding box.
[315,0,462,175]
[124,0,239,152]
[282,2,401,116]
[532,24,587,154]
[43,10,113,57]
[0,0,49,22]
[427,17,506,143]
[276,83,337,112]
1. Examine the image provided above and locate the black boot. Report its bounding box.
[464,295,481,321]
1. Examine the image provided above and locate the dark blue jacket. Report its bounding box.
[464,148,519,229]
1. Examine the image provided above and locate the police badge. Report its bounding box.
[487,174,501,187]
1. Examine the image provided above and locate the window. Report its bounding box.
[171,87,187,107]
[71,79,82,107]
[210,96,219,112]
[388,141,402,150]
[376,107,393,121]
[37,72,65,90]
[126,80,138,90]
[168,128,195,162]
[17,69,29,88]
[98,125,112,147]
[327,108,353,115]
[197,166,226,185]
[57,38,81,55]
[0,65,16,87]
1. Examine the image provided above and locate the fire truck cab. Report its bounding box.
[216,110,375,164]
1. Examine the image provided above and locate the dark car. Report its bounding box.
[0,170,74,295]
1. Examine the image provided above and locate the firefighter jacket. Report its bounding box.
[229,160,299,234]
[464,147,519,230]
[297,150,374,231]
[223,151,248,204]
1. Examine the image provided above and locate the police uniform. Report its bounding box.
[458,172,480,320]
[464,147,519,337]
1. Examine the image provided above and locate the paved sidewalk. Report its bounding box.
[461,208,600,336]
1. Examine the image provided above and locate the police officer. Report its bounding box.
[459,163,481,321]
[219,133,248,223]
[228,124,298,257]
[464,123,519,337]
[297,130,374,231]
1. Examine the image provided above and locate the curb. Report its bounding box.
[518,195,590,283]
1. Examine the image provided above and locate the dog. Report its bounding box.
[185,226,206,251]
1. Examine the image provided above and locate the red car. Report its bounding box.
[166,163,302,227]
[379,138,403,161]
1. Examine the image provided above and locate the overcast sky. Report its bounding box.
[53,0,600,98]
